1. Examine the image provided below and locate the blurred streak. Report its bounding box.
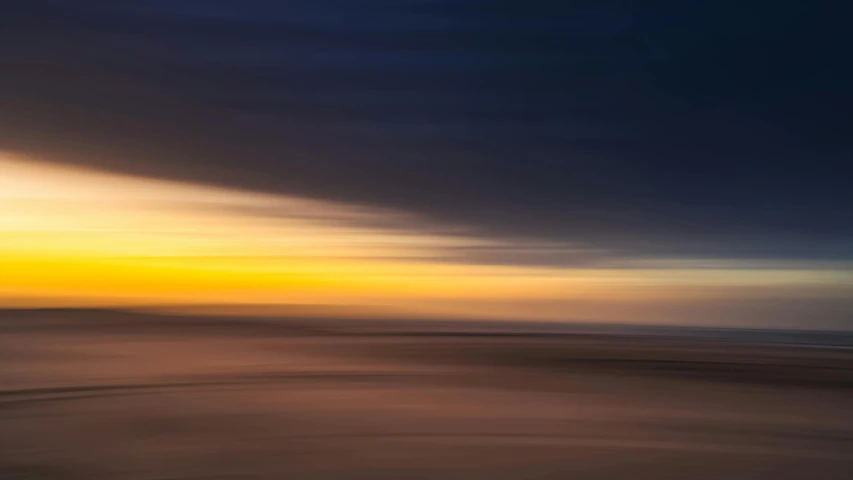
[0,308,851,479]
[1,1,851,478]
[1,152,850,328]
[1,157,850,477]
[0,152,576,305]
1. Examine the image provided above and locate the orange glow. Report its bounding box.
[1,153,848,320]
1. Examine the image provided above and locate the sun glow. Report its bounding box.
[1,152,847,321]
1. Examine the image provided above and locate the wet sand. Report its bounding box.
[1,310,851,479]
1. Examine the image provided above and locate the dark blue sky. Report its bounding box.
[2,0,851,267]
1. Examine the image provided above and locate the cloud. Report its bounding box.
[1,0,851,267]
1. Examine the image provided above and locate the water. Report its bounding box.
[1,310,851,479]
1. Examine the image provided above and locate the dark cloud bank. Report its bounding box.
[2,0,851,265]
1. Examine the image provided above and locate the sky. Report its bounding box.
[0,1,851,329]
